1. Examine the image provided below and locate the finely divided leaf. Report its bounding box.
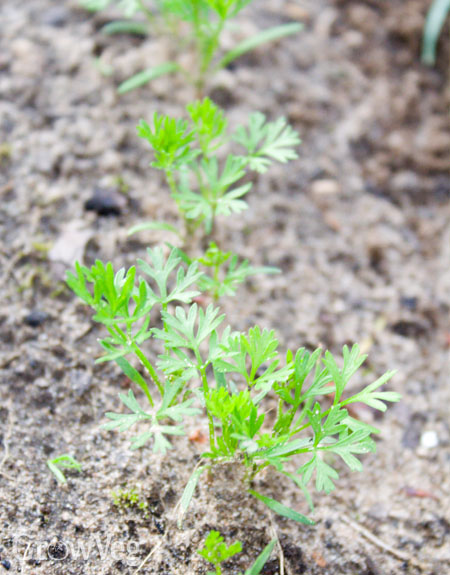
[299,454,339,494]
[234,113,300,173]
[341,370,400,412]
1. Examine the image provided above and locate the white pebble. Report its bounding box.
[420,430,439,449]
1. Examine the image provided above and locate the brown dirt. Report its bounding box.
[0,1,449,574]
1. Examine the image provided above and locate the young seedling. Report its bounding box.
[47,455,82,484]
[198,531,277,575]
[176,327,401,525]
[112,486,149,516]
[66,247,204,453]
[131,97,300,242]
[198,530,242,575]
[79,0,302,95]
[67,249,400,525]
[173,242,279,301]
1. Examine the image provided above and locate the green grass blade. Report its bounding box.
[127,221,180,236]
[245,539,277,575]
[118,62,180,94]
[47,461,67,484]
[422,0,450,65]
[177,465,208,527]
[101,20,148,36]
[248,489,314,525]
[217,23,303,70]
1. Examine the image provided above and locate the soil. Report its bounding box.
[0,1,449,574]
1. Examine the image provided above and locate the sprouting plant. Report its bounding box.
[176,329,400,525]
[79,0,302,95]
[422,0,450,65]
[112,486,149,515]
[198,531,276,575]
[47,455,82,484]
[173,242,279,301]
[66,247,204,453]
[198,530,242,575]
[67,249,400,525]
[130,97,300,241]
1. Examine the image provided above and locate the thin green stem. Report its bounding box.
[137,0,155,26]
[196,18,226,96]
[165,169,178,196]
[110,325,155,407]
[250,461,270,482]
[273,397,285,432]
[208,260,219,301]
[132,343,165,398]
[199,360,215,451]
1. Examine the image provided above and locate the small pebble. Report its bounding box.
[70,369,92,397]
[310,179,341,197]
[24,310,49,328]
[84,187,126,217]
[400,296,418,311]
[420,430,439,449]
[1,559,11,570]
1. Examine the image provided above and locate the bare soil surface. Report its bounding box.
[0,1,449,574]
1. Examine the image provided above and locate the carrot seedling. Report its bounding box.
[47,455,82,484]
[68,249,400,524]
[131,97,300,240]
[198,532,277,575]
[80,0,302,95]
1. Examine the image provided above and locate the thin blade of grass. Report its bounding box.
[118,62,179,94]
[177,465,208,527]
[245,539,277,575]
[128,221,180,236]
[101,20,148,36]
[217,23,302,70]
[248,489,314,525]
[422,0,450,65]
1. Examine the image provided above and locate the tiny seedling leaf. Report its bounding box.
[118,62,180,94]
[47,455,82,485]
[422,0,450,65]
[245,539,277,575]
[178,465,208,527]
[127,221,180,236]
[218,23,303,69]
[248,490,314,525]
[101,20,148,36]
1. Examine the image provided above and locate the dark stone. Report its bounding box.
[1,559,11,570]
[391,319,428,338]
[400,296,418,311]
[401,413,426,449]
[84,187,126,216]
[283,543,307,574]
[433,176,450,202]
[24,310,49,327]
[47,541,67,560]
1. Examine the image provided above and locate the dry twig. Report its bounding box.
[269,515,285,575]
[0,401,14,481]
[341,514,431,572]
